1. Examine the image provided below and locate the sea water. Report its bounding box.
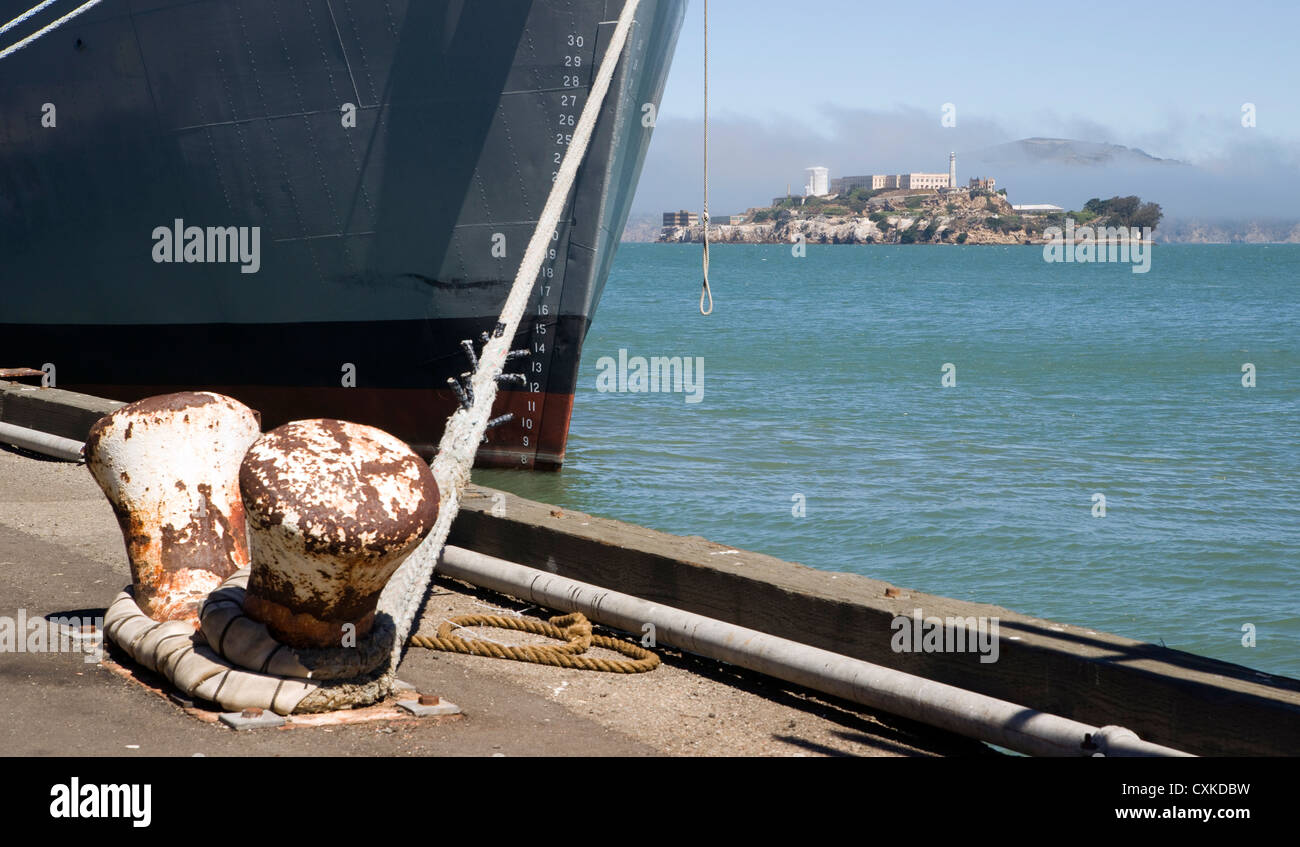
[479,243,1300,679]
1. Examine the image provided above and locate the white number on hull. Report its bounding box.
[520,32,592,462]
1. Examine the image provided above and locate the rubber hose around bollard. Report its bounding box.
[200,569,395,681]
[105,588,394,715]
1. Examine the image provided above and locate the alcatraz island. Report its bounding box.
[659,156,1162,245]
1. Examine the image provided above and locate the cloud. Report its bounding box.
[634,106,1006,216]
[633,106,1300,220]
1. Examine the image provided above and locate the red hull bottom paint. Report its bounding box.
[73,385,576,471]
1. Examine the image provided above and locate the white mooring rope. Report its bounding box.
[1,0,60,35]
[0,0,104,62]
[381,0,643,672]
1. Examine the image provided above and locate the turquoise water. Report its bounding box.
[478,243,1300,679]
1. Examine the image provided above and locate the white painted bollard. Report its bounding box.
[84,392,261,622]
[239,420,440,648]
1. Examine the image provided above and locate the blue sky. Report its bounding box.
[632,0,1300,216]
[657,0,1298,157]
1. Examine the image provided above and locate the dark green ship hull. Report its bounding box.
[0,0,685,468]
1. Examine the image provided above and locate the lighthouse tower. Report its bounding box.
[949,152,956,188]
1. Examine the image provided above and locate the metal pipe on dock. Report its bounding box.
[438,544,1192,758]
[0,421,84,462]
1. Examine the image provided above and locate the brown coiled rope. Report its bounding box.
[409,612,659,673]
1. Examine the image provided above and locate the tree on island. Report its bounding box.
[1082,196,1163,230]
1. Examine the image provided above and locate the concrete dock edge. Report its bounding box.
[448,488,1300,757]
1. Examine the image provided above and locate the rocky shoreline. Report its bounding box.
[659,188,1037,245]
[660,218,1030,245]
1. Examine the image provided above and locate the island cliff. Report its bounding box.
[658,189,1162,245]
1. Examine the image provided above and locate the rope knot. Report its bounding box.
[550,612,593,643]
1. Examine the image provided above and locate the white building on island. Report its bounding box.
[804,166,830,197]
[829,154,956,194]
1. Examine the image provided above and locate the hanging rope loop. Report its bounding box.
[699,0,713,316]
[700,238,713,315]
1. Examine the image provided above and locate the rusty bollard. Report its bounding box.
[85,392,262,622]
[239,420,439,649]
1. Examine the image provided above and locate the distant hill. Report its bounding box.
[971,137,1189,168]
[620,213,664,243]
[959,137,1251,228]
[1154,218,1300,243]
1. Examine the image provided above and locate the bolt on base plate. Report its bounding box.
[219,709,288,731]
[396,698,462,717]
